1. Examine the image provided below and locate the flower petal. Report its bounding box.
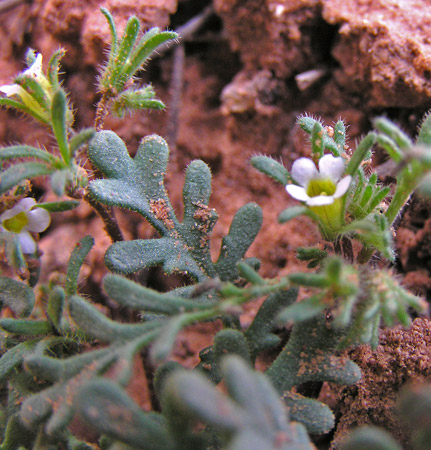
[0,84,21,97]
[318,154,345,182]
[18,197,37,211]
[286,184,310,202]
[24,53,43,78]
[306,195,334,206]
[18,231,36,254]
[291,158,318,186]
[0,198,36,224]
[26,207,50,232]
[333,175,352,198]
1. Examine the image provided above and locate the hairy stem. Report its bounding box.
[94,93,109,132]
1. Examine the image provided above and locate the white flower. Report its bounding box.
[0,198,51,254]
[0,53,44,97]
[286,154,351,206]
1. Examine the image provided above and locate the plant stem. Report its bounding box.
[94,94,108,131]
[84,191,124,242]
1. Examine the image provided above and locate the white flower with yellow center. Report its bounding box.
[286,154,351,239]
[0,198,51,254]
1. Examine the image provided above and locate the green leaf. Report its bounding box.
[0,97,50,125]
[65,236,94,297]
[0,232,26,270]
[51,90,70,164]
[236,261,265,285]
[213,329,251,366]
[0,318,52,335]
[0,339,38,383]
[250,155,289,185]
[0,162,53,195]
[124,29,178,81]
[47,48,66,89]
[367,186,391,212]
[38,200,80,212]
[215,203,262,281]
[346,132,376,175]
[311,121,324,157]
[333,120,346,148]
[105,237,205,280]
[376,134,403,162]
[374,117,412,150]
[50,169,72,196]
[417,110,431,146]
[76,379,175,449]
[245,288,298,361]
[278,206,308,223]
[0,277,35,317]
[278,295,326,323]
[69,128,95,158]
[110,17,140,88]
[150,314,189,363]
[100,8,118,60]
[163,369,243,431]
[163,356,314,448]
[47,286,65,330]
[90,131,260,284]
[0,413,35,450]
[103,274,213,313]
[112,87,165,116]
[296,247,327,262]
[266,314,361,433]
[288,272,330,288]
[68,295,160,343]
[0,145,57,164]
[298,115,341,156]
[15,74,49,111]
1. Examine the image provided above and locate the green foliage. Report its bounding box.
[266,314,361,434]
[98,8,177,117]
[250,155,290,185]
[88,130,262,282]
[297,115,346,157]
[162,356,314,450]
[0,278,34,318]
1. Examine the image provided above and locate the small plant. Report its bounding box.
[0,8,430,450]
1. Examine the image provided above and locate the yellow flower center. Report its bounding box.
[3,211,28,233]
[306,178,336,197]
